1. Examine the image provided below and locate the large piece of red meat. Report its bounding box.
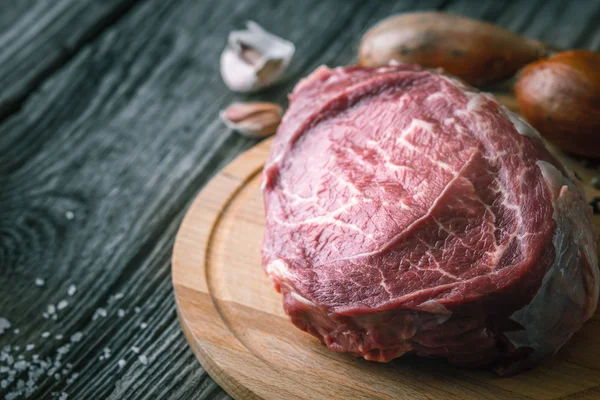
[261,65,598,374]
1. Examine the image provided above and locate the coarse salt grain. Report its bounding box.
[13,360,27,371]
[117,309,126,318]
[26,344,35,351]
[57,344,70,355]
[41,331,50,338]
[131,346,140,354]
[67,284,77,296]
[139,322,147,329]
[57,300,68,310]
[66,372,79,385]
[65,211,74,220]
[93,308,107,320]
[13,328,20,335]
[138,355,148,365]
[113,293,124,300]
[70,332,83,343]
[55,334,64,340]
[134,307,141,313]
[117,359,126,369]
[35,278,45,287]
[47,304,56,314]
[0,317,11,334]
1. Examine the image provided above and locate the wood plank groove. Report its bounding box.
[0,0,143,122]
[1,0,599,399]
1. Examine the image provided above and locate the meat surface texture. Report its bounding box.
[261,65,599,374]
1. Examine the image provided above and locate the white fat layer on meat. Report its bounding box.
[265,259,289,280]
[414,300,452,325]
[464,89,542,141]
[504,108,542,139]
[536,160,563,198]
[466,93,486,112]
[504,163,599,374]
[291,291,315,306]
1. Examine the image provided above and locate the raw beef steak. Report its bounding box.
[261,65,599,374]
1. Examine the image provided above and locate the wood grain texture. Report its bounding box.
[1,0,600,399]
[173,136,600,400]
[0,0,140,121]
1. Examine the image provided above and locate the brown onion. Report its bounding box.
[515,50,600,157]
[359,12,552,86]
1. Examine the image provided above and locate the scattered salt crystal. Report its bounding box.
[41,331,50,338]
[102,347,111,359]
[59,393,68,400]
[1,379,8,388]
[14,360,28,371]
[93,308,107,320]
[113,292,124,300]
[138,355,148,365]
[57,300,68,310]
[13,328,20,334]
[139,322,147,329]
[26,344,35,351]
[117,359,126,369]
[57,344,70,355]
[54,373,60,380]
[35,278,45,287]
[5,392,18,400]
[131,346,140,354]
[65,211,74,220]
[134,307,141,313]
[52,314,58,320]
[70,332,83,343]
[66,372,79,385]
[0,317,11,335]
[47,304,56,314]
[55,334,64,340]
[14,345,20,351]
[117,309,126,318]
[43,312,50,319]
[67,284,77,296]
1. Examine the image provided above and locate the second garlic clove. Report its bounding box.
[220,21,295,93]
[220,102,282,138]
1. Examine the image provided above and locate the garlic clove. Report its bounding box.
[220,21,295,93]
[220,102,282,138]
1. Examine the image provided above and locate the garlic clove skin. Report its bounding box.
[220,102,282,138]
[220,21,295,93]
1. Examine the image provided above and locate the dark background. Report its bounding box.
[1,0,599,399]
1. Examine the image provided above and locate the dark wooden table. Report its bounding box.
[1,0,599,399]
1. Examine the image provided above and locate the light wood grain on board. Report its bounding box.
[172,116,600,400]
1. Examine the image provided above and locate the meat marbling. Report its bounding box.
[261,65,599,374]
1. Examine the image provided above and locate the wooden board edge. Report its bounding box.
[172,137,282,400]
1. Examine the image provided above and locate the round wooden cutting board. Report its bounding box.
[173,133,600,400]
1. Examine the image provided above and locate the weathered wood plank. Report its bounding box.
[1,0,599,399]
[0,0,140,121]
